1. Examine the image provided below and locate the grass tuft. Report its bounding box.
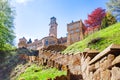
[17,64,66,80]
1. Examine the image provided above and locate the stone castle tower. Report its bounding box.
[67,20,85,45]
[18,37,27,48]
[49,17,58,38]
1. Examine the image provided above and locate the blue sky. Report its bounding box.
[13,0,108,44]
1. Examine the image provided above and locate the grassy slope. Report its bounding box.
[63,23,120,54]
[17,64,66,80]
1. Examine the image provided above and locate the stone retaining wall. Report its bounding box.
[20,44,120,80]
[81,44,120,80]
[38,50,82,75]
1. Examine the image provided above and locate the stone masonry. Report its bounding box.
[19,44,120,80]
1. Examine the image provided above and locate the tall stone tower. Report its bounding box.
[49,17,58,38]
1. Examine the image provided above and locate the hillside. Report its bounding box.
[63,23,120,54]
[17,64,66,80]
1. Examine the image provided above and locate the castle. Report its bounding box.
[18,17,100,50]
[18,17,67,50]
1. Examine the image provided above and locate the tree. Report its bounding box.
[0,0,15,51]
[85,7,106,27]
[106,0,120,21]
[101,12,117,28]
[27,38,32,44]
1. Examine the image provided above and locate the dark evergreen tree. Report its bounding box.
[27,38,32,44]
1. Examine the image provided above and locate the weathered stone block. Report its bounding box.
[100,56,107,63]
[111,66,120,80]
[93,69,100,80]
[99,54,114,71]
[100,61,105,71]
[89,64,95,72]
[108,54,115,61]
[100,59,111,71]
[112,55,120,66]
[89,72,93,80]
[100,69,111,80]
[106,54,115,68]
[95,61,100,69]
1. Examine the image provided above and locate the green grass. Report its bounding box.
[63,23,120,54]
[17,64,66,80]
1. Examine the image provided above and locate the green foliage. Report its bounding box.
[17,64,66,80]
[101,12,117,29]
[17,47,30,55]
[0,48,17,63]
[63,23,120,54]
[106,0,120,21]
[0,0,15,51]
